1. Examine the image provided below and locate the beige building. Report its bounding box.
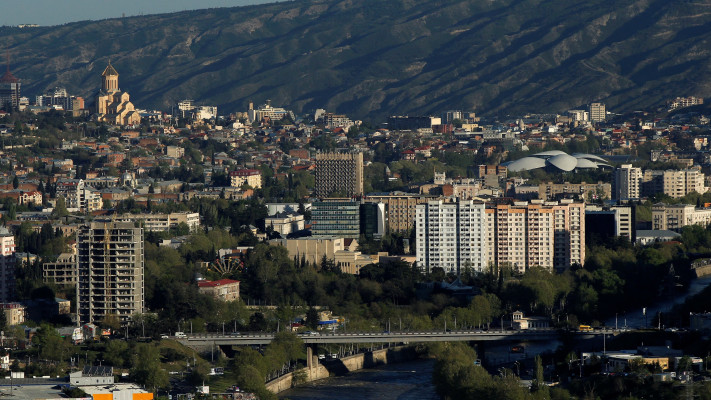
[538,181,611,201]
[95,63,141,126]
[197,279,240,301]
[652,204,711,231]
[68,180,103,213]
[77,220,144,325]
[642,169,707,198]
[0,227,15,303]
[165,146,185,159]
[270,237,376,274]
[122,212,200,232]
[43,252,77,285]
[589,102,606,122]
[0,303,25,326]
[265,213,305,236]
[364,193,436,233]
[230,169,262,189]
[614,164,643,200]
[315,152,364,198]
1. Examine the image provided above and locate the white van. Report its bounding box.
[175,332,187,338]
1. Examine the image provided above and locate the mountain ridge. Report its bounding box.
[2,0,711,120]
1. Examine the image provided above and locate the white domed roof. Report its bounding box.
[574,158,599,169]
[572,153,608,163]
[546,154,578,171]
[533,150,567,157]
[506,156,547,171]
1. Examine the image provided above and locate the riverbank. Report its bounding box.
[266,346,420,394]
[278,359,437,400]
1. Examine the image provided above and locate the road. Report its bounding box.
[175,328,621,346]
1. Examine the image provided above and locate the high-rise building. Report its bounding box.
[416,200,489,275]
[641,169,707,198]
[651,204,711,231]
[0,227,16,302]
[416,199,585,274]
[77,220,144,325]
[0,63,20,110]
[314,152,363,198]
[311,199,360,238]
[589,103,606,123]
[614,164,642,200]
[363,193,437,233]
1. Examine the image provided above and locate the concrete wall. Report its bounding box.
[694,264,711,278]
[265,346,418,394]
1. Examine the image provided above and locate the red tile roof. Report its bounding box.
[198,279,240,288]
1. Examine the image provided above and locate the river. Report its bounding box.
[278,359,438,400]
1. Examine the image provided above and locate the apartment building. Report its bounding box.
[77,221,144,325]
[0,227,15,302]
[265,213,305,236]
[651,204,711,231]
[642,169,707,198]
[122,212,200,232]
[229,169,262,189]
[416,200,489,275]
[68,180,103,213]
[614,164,643,200]
[314,152,363,198]
[416,199,584,274]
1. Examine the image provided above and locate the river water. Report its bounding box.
[278,359,438,400]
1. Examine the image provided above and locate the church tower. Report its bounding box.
[101,62,119,93]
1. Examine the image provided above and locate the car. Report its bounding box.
[304,331,320,335]
[160,334,170,339]
[318,354,326,360]
[229,331,241,336]
[330,353,338,359]
[174,332,187,338]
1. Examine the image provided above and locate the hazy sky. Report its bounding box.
[1,0,274,26]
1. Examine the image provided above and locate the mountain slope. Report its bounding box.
[2,0,711,120]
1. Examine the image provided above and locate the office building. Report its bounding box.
[614,164,643,200]
[360,202,386,239]
[363,193,436,233]
[585,205,635,242]
[311,199,360,238]
[589,103,606,123]
[0,227,15,302]
[314,152,364,198]
[77,220,144,325]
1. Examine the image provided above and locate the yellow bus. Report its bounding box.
[579,324,593,332]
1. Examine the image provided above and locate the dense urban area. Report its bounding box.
[4,58,711,400]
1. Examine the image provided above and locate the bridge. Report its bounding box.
[176,328,623,347]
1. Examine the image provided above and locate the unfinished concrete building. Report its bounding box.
[77,220,144,325]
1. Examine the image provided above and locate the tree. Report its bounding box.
[104,340,129,368]
[130,343,170,393]
[305,307,319,330]
[52,196,69,218]
[12,176,18,189]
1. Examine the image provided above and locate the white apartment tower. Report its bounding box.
[0,227,15,302]
[416,200,584,275]
[614,164,642,200]
[77,220,144,325]
[416,200,489,275]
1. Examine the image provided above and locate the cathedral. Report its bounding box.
[95,62,141,125]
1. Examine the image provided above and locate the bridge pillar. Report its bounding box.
[306,344,318,369]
